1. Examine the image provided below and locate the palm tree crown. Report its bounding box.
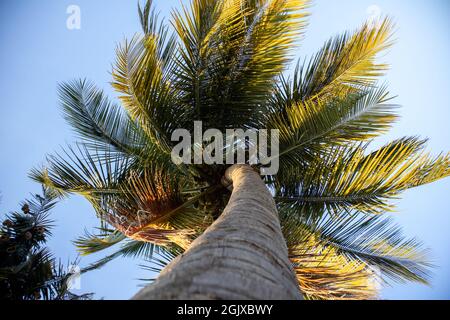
[31,0,450,299]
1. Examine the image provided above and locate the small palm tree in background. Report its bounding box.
[31,0,450,299]
[0,188,92,300]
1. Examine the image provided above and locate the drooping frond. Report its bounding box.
[282,210,432,285]
[29,145,133,200]
[139,249,178,282]
[80,239,172,273]
[316,215,431,284]
[98,169,206,249]
[30,145,216,250]
[75,226,185,276]
[281,209,432,299]
[74,228,126,256]
[281,209,377,299]
[77,227,184,276]
[289,236,378,300]
[276,137,450,215]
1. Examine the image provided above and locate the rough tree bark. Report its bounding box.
[132,164,302,300]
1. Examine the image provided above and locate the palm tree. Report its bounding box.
[31,0,450,300]
[0,187,93,300]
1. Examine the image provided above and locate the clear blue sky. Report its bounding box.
[0,0,449,300]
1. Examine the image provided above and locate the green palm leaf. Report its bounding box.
[268,85,398,174]
[276,137,450,214]
[172,0,309,130]
[282,210,432,285]
[297,17,394,103]
[59,80,153,158]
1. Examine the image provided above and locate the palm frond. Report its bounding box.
[98,169,203,250]
[281,207,378,300]
[80,239,179,274]
[289,236,379,300]
[74,229,126,256]
[264,17,395,171]
[29,145,132,200]
[282,210,432,286]
[172,0,309,129]
[268,85,398,173]
[29,144,217,250]
[138,0,160,35]
[276,137,450,214]
[296,17,394,103]
[139,249,178,282]
[112,28,180,153]
[59,80,144,156]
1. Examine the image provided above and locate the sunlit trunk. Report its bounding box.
[133,164,302,300]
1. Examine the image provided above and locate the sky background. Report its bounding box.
[0,0,449,300]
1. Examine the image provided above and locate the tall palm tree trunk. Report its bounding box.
[133,164,302,300]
